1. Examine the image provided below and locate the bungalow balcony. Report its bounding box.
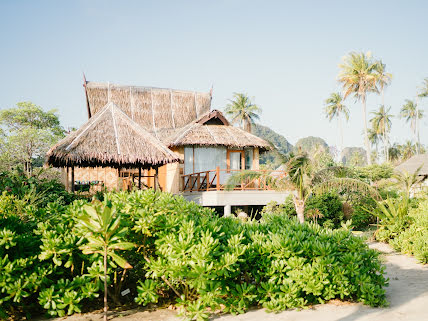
[180,167,291,216]
[181,167,286,192]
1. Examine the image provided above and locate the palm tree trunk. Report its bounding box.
[293,196,305,223]
[339,115,344,155]
[362,95,372,165]
[415,96,420,154]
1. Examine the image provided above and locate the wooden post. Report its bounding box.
[138,167,142,190]
[206,171,209,191]
[154,167,159,191]
[65,167,69,191]
[71,166,75,193]
[216,166,220,191]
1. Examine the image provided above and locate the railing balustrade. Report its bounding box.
[181,167,286,192]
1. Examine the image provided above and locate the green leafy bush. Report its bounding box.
[389,199,428,263]
[105,190,387,319]
[305,192,343,227]
[0,189,389,319]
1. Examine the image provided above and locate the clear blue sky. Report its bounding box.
[1,0,427,149]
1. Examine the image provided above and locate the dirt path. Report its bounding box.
[56,242,428,321]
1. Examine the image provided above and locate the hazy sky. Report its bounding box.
[1,0,427,148]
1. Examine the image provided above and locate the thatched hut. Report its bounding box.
[46,101,180,191]
[395,154,428,196]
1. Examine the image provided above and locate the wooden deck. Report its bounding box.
[181,167,286,192]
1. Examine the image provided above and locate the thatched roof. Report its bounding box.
[84,82,212,134]
[46,102,181,168]
[396,154,428,175]
[164,110,271,151]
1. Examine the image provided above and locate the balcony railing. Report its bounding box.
[181,167,286,192]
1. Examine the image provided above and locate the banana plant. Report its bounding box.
[77,203,134,321]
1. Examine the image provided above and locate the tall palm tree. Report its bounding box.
[370,105,393,162]
[374,60,392,105]
[338,52,379,165]
[225,93,261,132]
[324,92,350,152]
[416,78,428,154]
[400,99,423,147]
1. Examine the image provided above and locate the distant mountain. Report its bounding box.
[341,147,367,166]
[252,124,293,165]
[295,136,328,153]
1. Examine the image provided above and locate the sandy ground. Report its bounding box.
[55,242,428,321]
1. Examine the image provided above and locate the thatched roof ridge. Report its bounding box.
[46,102,181,168]
[84,81,212,133]
[164,110,271,151]
[396,154,428,175]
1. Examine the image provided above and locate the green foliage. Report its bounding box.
[353,164,394,183]
[371,197,411,242]
[0,102,65,174]
[380,198,428,263]
[0,189,389,319]
[305,192,344,227]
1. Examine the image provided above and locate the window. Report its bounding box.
[245,148,253,170]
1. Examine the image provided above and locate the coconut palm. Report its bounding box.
[368,127,381,163]
[225,93,261,132]
[400,140,417,160]
[400,99,423,146]
[338,52,379,165]
[416,78,428,153]
[388,143,401,162]
[374,60,392,105]
[370,105,393,162]
[227,152,380,223]
[324,92,349,152]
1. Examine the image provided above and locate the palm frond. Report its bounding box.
[313,177,382,201]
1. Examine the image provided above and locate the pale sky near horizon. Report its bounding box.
[1,0,427,149]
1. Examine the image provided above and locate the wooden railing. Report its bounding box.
[181,167,286,192]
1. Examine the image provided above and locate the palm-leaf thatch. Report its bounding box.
[46,102,181,168]
[164,110,271,151]
[395,154,428,176]
[84,82,212,132]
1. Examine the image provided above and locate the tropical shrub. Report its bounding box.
[389,198,428,263]
[305,192,343,227]
[0,190,389,319]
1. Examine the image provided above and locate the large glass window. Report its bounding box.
[245,148,253,170]
[184,146,227,174]
[184,147,194,175]
[194,147,227,172]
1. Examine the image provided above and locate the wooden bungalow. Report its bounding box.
[48,80,289,215]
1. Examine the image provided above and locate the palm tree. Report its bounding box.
[388,143,401,162]
[324,92,350,152]
[227,152,380,223]
[416,78,428,154]
[400,140,416,160]
[225,93,261,132]
[374,60,392,105]
[368,127,381,163]
[338,52,379,165]
[370,105,393,162]
[400,99,423,147]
